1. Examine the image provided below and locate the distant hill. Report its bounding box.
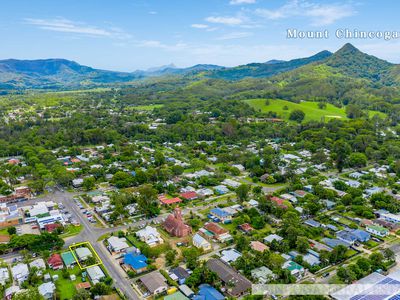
[0,59,143,90]
[205,50,332,80]
[0,59,225,90]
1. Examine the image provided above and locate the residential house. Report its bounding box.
[268,196,288,209]
[283,261,305,279]
[238,223,254,234]
[123,253,148,274]
[304,219,321,228]
[193,233,212,251]
[196,188,214,197]
[194,284,224,300]
[321,238,351,248]
[75,247,93,261]
[163,208,191,237]
[366,224,389,237]
[206,259,252,297]
[140,271,168,295]
[222,179,241,188]
[159,195,182,205]
[0,267,9,285]
[179,284,195,298]
[136,226,163,247]
[202,222,232,243]
[209,208,232,223]
[220,249,242,263]
[170,267,190,285]
[48,253,63,270]
[164,291,189,300]
[250,241,268,252]
[11,263,29,285]
[264,234,283,244]
[38,282,56,300]
[214,185,230,195]
[180,191,198,201]
[107,236,129,253]
[337,229,370,244]
[29,258,46,271]
[5,286,20,300]
[61,251,76,268]
[251,266,277,283]
[87,266,105,284]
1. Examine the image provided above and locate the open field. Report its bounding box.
[245,99,387,122]
[129,104,163,111]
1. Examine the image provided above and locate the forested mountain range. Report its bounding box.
[1,43,400,122]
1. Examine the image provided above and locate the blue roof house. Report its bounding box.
[194,284,224,300]
[209,208,232,223]
[123,253,148,273]
[351,229,370,242]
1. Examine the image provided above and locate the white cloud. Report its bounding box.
[191,24,209,29]
[205,16,244,25]
[24,18,131,39]
[230,0,256,5]
[255,0,355,26]
[136,40,188,51]
[217,31,253,40]
[148,11,158,15]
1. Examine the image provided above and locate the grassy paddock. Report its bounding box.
[245,99,386,122]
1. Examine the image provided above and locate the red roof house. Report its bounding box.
[269,196,288,209]
[48,253,63,270]
[238,223,254,233]
[180,191,198,201]
[159,195,182,205]
[44,223,61,233]
[204,222,228,236]
[163,208,191,237]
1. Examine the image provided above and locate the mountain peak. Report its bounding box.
[336,43,359,54]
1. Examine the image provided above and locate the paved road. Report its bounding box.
[3,189,233,299]
[52,191,142,300]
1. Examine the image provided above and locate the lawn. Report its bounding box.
[130,104,163,111]
[245,99,386,122]
[49,266,84,300]
[60,225,83,238]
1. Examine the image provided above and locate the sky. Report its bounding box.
[0,0,399,71]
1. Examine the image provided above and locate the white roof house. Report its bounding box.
[220,249,242,263]
[251,266,277,284]
[75,247,93,261]
[38,282,56,300]
[11,263,29,285]
[193,233,211,251]
[264,234,283,243]
[107,236,129,253]
[29,258,46,270]
[86,266,105,284]
[5,286,20,299]
[222,179,241,188]
[136,226,163,247]
[0,267,9,285]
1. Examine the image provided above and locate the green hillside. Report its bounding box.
[245,99,386,122]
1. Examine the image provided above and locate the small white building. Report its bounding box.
[193,233,212,251]
[29,258,46,271]
[136,226,163,247]
[0,267,9,285]
[75,247,93,261]
[86,265,105,284]
[38,282,56,300]
[107,236,129,253]
[11,263,29,285]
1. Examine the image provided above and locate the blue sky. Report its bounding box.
[0,0,399,71]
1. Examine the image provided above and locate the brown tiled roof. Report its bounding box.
[204,222,227,236]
